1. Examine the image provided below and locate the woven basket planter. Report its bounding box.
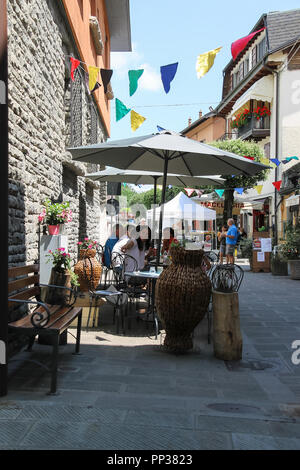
[44,268,71,305]
[74,248,102,292]
[155,246,212,353]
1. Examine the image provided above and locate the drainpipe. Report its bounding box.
[263,60,280,245]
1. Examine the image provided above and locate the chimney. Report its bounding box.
[188,117,192,126]
[199,110,203,118]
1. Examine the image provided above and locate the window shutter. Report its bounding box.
[239,62,244,81]
[252,46,257,66]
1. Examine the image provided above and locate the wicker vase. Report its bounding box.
[155,247,212,353]
[74,248,102,292]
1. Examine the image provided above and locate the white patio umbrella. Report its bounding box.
[69,130,269,265]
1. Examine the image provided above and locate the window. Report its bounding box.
[239,62,244,82]
[71,71,83,147]
[258,37,267,61]
[244,57,249,75]
[264,142,270,159]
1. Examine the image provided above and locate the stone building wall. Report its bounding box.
[7,0,108,270]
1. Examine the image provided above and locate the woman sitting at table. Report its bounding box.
[121,224,153,271]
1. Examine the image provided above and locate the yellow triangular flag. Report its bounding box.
[88,66,99,91]
[260,157,270,166]
[254,185,263,195]
[131,110,146,132]
[196,47,222,78]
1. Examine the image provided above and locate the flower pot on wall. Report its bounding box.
[48,225,60,235]
[74,249,102,292]
[288,260,300,280]
[155,247,211,353]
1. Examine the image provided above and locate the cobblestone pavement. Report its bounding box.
[1,262,300,450]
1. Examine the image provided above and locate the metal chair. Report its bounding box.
[85,248,126,334]
[111,253,149,333]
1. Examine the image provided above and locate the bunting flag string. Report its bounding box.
[116,98,131,122]
[88,65,99,91]
[184,188,195,197]
[254,185,263,195]
[235,188,244,195]
[215,189,225,198]
[196,47,222,78]
[131,110,146,132]
[270,158,280,167]
[231,27,266,60]
[128,69,144,96]
[272,180,282,191]
[100,68,113,94]
[160,63,178,94]
[70,57,80,81]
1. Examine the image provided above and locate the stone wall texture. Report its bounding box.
[7,0,108,270]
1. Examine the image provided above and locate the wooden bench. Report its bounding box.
[8,264,82,395]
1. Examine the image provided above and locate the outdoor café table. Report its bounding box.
[124,269,163,339]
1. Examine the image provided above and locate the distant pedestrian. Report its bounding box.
[218,224,228,264]
[226,218,238,264]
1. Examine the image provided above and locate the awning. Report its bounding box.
[231,75,274,115]
[286,194,300,207]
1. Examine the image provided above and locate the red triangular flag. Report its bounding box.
[231,28,265,61]
[70,57,80,81]
[272,180,282,191]
[243,155,255,161]
[184,188,195,197]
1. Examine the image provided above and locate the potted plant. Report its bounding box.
[239,238,253,269]
[271,248,288,276]
[45,247,77,304]
[74,238,102,291]
[38,199,72,235]
[280,223,300,280]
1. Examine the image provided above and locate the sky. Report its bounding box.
[109,0,300,143]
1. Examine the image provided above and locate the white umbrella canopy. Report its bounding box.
[85,167,225,187]
[69,130,269,265]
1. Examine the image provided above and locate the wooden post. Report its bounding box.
[212,290,243,361]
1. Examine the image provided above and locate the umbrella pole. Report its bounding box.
[156,157,169,267]
[152,176,158,240]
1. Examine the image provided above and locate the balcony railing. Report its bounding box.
[237,115,270,140]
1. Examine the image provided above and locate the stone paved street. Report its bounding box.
[1,262,300,450]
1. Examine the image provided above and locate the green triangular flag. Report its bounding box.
[128,69,144,96]
[116,98,131,122]
[215,189,224,198]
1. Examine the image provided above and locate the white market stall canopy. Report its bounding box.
[147,191,216,227]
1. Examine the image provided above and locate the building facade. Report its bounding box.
[216,9,300,240]
[181,110,225,143]
[7,0,131,269]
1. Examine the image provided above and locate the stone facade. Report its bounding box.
[7,0,108,270]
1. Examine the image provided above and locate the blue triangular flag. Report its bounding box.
[282,159,289,164]
[270,158,280,167]
[157,125,166,132]
[215,189,224,198]
[235,188,244,195]
[160,62,178,94]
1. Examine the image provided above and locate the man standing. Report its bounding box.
[225,218,238,264]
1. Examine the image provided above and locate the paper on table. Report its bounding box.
[257,252,265,262]
[260,238,272,252]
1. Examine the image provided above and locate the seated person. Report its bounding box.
[121,224,152,285]
[161,227,178,254]
[111,224,135,269]
[103,224,121,268]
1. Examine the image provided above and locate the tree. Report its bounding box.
[209,139,269,224]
